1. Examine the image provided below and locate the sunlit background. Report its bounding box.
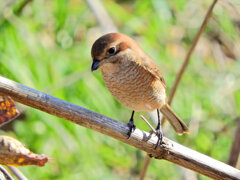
[0,0,240,179]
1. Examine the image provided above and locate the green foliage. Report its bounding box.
[0,0,239,179]
[235,90,240,115]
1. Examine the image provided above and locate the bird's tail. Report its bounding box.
[160,104,189,135]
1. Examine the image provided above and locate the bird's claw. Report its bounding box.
[154,129,163,149]
[127,121,136,138]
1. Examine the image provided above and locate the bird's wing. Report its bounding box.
[135,56,166,88]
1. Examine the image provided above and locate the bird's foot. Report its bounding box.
[127,121,136,139]
[148,154,153,158]
[154,128,163,149]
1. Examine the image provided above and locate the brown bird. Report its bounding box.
[91,33,189,146]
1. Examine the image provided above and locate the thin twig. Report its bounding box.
[140,115,156,134]
[168,0,218,105]
[7,166,27,180]
[138,114,154,180]
[139,0,219,179]
[227,117,240,167]
[139,155,151,180]
[138,115,156,180]
[85,0,118,33]
[1,76,240,179]
[0,166,14,180]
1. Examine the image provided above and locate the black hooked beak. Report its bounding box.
[91,59,101,71]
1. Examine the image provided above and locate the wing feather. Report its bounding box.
[134,56,166,88]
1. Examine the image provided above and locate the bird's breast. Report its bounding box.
[101,62,166,111]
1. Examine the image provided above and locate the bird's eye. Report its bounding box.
[108,47,115,55]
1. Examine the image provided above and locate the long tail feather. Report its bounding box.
[160,104,189,135]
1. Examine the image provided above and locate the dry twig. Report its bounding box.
[139,155,151,180]
[168,0,218,105]
[228,117,240,167]
[140,115,156,134]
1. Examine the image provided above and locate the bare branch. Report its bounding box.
[140,115,156,134]
[168,0,218,105]
[139,156,151,180]
[0,76,240,179]
[85,0,118,33]
[228,117,240,167]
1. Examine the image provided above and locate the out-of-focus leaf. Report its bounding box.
[234,90,240,115]
[0,96,20,127]
[0,136,49,167]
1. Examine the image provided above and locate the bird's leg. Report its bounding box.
[127,111,136,138]
[155,109,163,148]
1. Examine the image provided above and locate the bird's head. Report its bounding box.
[91,33,143,72]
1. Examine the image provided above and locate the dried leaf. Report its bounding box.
[0,96,20,127]
[0,136,49,167]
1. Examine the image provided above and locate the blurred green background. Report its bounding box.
[0,0,240,179]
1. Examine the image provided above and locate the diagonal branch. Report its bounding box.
[227,117,240,167]
[168,0,218,105]
[0,76,240,179]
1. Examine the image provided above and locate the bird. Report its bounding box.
[91,33,189,147]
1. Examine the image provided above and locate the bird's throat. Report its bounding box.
[101,62,121,74]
